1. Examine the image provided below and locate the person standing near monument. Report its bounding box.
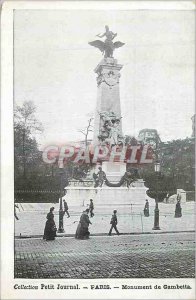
[108,210,120,236]
[63,200,70,218]
[175,198,182,218]
[43,207,57,241]
[89,199,94,217]
[144,199,149,217]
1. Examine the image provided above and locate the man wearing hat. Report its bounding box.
[89,199,94,217]
[108,210,120,236]
[63,200,70,218]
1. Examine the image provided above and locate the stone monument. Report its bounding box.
[64,26,147,207]
[89,25,126,181]
[89,25,124,148]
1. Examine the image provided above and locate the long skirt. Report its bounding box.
[144,208,149,217]
[75,222,90,239]
[43,220,57,240]
[175,207,182,218]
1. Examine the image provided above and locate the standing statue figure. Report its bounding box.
[89,25,125,58]
[108,120,120,146]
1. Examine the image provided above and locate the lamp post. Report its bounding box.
[152,161,161,230]
[58,166,64,233]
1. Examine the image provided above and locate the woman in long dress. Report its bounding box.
[144,200,149,217]
[75,209,92,239]
[43,207,57,240]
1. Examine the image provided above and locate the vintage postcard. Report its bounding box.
[1,1,195,299]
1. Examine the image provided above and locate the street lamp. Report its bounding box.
[58,166,65,233]
[152,161,161,230]
[154,162,161,173]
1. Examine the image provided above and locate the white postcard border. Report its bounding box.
[1,1,195,299]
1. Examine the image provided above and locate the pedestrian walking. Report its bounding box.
[143,199,149,217]
[108,210,120,236]
[14,204,19,220]
[63,200,70,218]
[75,209,92,239]
[89,199,94,217]
[43,207,57,240]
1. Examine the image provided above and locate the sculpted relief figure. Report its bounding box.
[108,120,120,146]
[97,70,121,87]
[89,25,125,58]
[98,111,123,147]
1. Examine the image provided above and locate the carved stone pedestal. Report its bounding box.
[101,161,126,182]
[93,58,123,145]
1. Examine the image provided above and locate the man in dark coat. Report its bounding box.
[89,199,94,217]
[63,200,70,218]
[108,210,120,236]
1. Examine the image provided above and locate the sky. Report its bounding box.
[14,9,195,148]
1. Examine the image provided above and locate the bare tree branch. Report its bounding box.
[78,117,94,147]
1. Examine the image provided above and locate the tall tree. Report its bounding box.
[14,101,43,178]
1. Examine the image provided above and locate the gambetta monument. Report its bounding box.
[64,26,148,206]
[89,25,124,148]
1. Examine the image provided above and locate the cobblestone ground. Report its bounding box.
[15,232,195,279]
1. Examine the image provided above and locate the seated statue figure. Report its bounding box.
[93,167,106,188]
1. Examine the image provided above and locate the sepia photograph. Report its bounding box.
[1,1,195,299]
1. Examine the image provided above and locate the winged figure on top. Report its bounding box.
[89,25,125,58]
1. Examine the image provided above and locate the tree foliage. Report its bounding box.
[14,101,43,178]
[14,101,60,202]
[14,104,194,203]
[140,138,195,201]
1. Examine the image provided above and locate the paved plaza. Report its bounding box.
[15,232,195,279]
[15,202,195,237]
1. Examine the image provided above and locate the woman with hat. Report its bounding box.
[75,209,92,239]
[43,207,57,241]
